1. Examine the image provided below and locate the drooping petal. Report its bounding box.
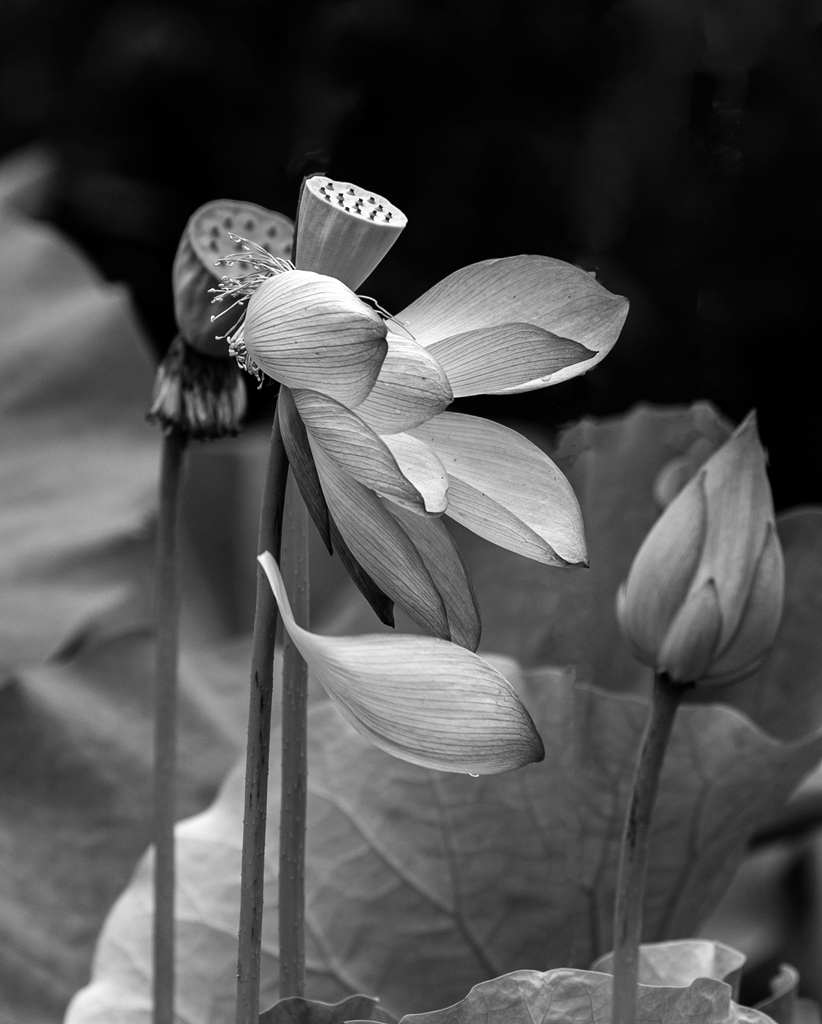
[427,323,594,397]
[384,502,481,652]
[328,517,395,628]
[293,176,407,292]
[278,386,332,552]
[381,432,448,516]
[396,256,629,391]
[310,440,450,640]
[243,270,387,406]
[257,552,544,773]
[354,331,453,434]
[412,413,587,566]
[292,388,439,514]
[279,387,394,625]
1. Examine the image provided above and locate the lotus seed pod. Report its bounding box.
[173,199,294,357]
[616,413,785,687]
[294,176,407,292]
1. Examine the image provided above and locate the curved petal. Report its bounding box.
[384,502,481,651]
[617,474,708,665]
[396,256,628,391]
[278,387,332,552]
[328,516,395,628]
[381,432,448,516]
[707,522,784,684]
[258,552,544,774]
[292,388,439,514]
[243,270,387,406]
[427,323,593,397]
[412,413,588,566]
[310,440,450,640]
[354,331,453,434]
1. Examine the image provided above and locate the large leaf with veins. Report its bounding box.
[392,967,773,1024]
[65,666,822,1024]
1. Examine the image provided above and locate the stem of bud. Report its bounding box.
[611,674,686,1024]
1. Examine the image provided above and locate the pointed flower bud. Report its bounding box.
[293,176,407,291]
[616,413,784,686]
[172,199,293,358]
[241,269,388,407]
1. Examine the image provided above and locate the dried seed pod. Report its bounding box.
[173,199,294,358]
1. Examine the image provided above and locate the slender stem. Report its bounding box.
[278,484,310,997]
[611,674,685,1024]
[152,430,188,1024]
[236,410,289,1024]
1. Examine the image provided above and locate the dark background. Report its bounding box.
[2,0,821,509]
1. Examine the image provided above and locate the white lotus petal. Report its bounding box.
[258,552,544,773]
[354,331,453,434]
[384,502,481,651]
[395,255,628,391]
[412,413,587,566]
[381,433,448,516]
[427,323,593,397]
[292,388,434,513]
[243,270,387,406]
[658,579,722,684]
[617,473,707,664]
[310,440,449,640]
[695,413,777,646]
[278,387,332,552]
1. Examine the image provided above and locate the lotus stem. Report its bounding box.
[152,429,187,1024]
[278,482,310,996]
[611,673,685,1024]
[236,409,289,1024]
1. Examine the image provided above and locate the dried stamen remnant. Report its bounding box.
[148,334,248,440]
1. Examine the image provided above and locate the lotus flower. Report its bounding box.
[217,176,629,648]
[616,413,785,686]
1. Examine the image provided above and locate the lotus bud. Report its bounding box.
[616,413,784,687]
[243,269,388,408]
[172,199,293,358]
[293,176,407,292]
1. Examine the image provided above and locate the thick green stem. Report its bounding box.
[236,411,289,1024]
[152,430,188,1024]
[611,674,684,1024]
[278,484,310,997]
